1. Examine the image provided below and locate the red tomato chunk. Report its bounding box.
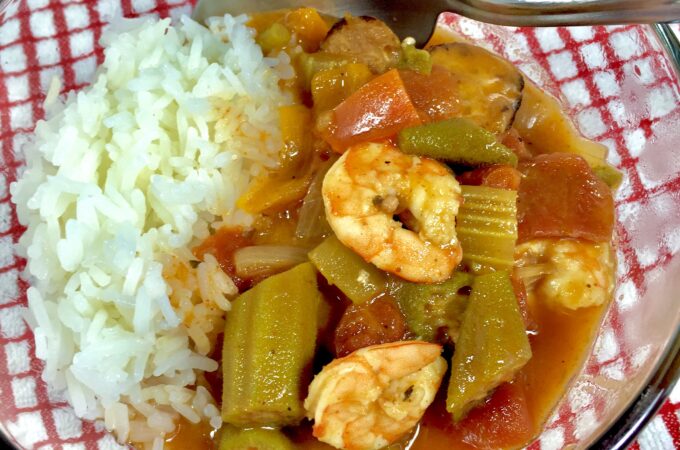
[458,165,522,190]
[517,153,614,243]
[456,381,535,450]
[323,69,422,152]
[400,66,460,122]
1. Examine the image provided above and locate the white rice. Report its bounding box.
[11,14,291,448]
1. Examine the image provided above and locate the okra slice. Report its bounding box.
[394,272,474,343]
[446,271,531,422]
[398,118,518,167]
[222,262,321,427]
[218,425,295,450]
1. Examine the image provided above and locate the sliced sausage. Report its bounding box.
[321,16,401,74]
[429,43,524,134]
[334,296,411,357]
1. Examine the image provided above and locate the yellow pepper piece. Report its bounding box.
[278,104,313,170]
[236,105,314,213]
[296,52,356,90]
[311,63,373,112]
[247,11,287,35]
[256,22,291,54]
[236,171,312,214]
[285,7,330,52]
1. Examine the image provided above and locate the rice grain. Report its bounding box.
[11,13,291,449]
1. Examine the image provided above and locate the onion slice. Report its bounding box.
[515,263,552,290]
[233,245,309,278]
[295,157,336,241]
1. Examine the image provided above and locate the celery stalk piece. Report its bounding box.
[446,271,531,422]
[397,41,432,74]
[456,185,518,274]
[592,163,623,189]
[308,235,388,304]
[221,262,321,427]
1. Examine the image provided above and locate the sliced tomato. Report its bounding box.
[501,127,533,161]
[458,165,521,190]
[511,268,535,332]
[517,153,614,243]
[400,66,460,122]
[456,381,536,450]
[193,228,253,292]
[418,378,535,450]
[323,69,422,152]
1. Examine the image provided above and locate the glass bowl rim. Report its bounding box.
[0,3,678,447]
[588,23,680,450]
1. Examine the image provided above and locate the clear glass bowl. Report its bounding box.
[0,0,677,449]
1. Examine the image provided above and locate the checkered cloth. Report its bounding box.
[0,0,678,448]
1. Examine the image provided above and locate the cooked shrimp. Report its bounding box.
[304,341,447,450]
[322,142,463,283]
[515,238,615,310]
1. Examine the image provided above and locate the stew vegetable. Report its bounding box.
[168,8,619,450]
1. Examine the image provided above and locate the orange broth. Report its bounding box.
[164,12,612,450]
[288,299,606,450]
[164,242,607,450]
[165,417,216,449]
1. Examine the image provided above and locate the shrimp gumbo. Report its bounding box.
[170,9,619,450]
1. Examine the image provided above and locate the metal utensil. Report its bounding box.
[193,0,680,46]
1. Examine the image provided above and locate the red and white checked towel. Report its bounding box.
[0,0,678,449]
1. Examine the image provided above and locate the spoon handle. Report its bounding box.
[446,0,680,26]
[191,0,680,48]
